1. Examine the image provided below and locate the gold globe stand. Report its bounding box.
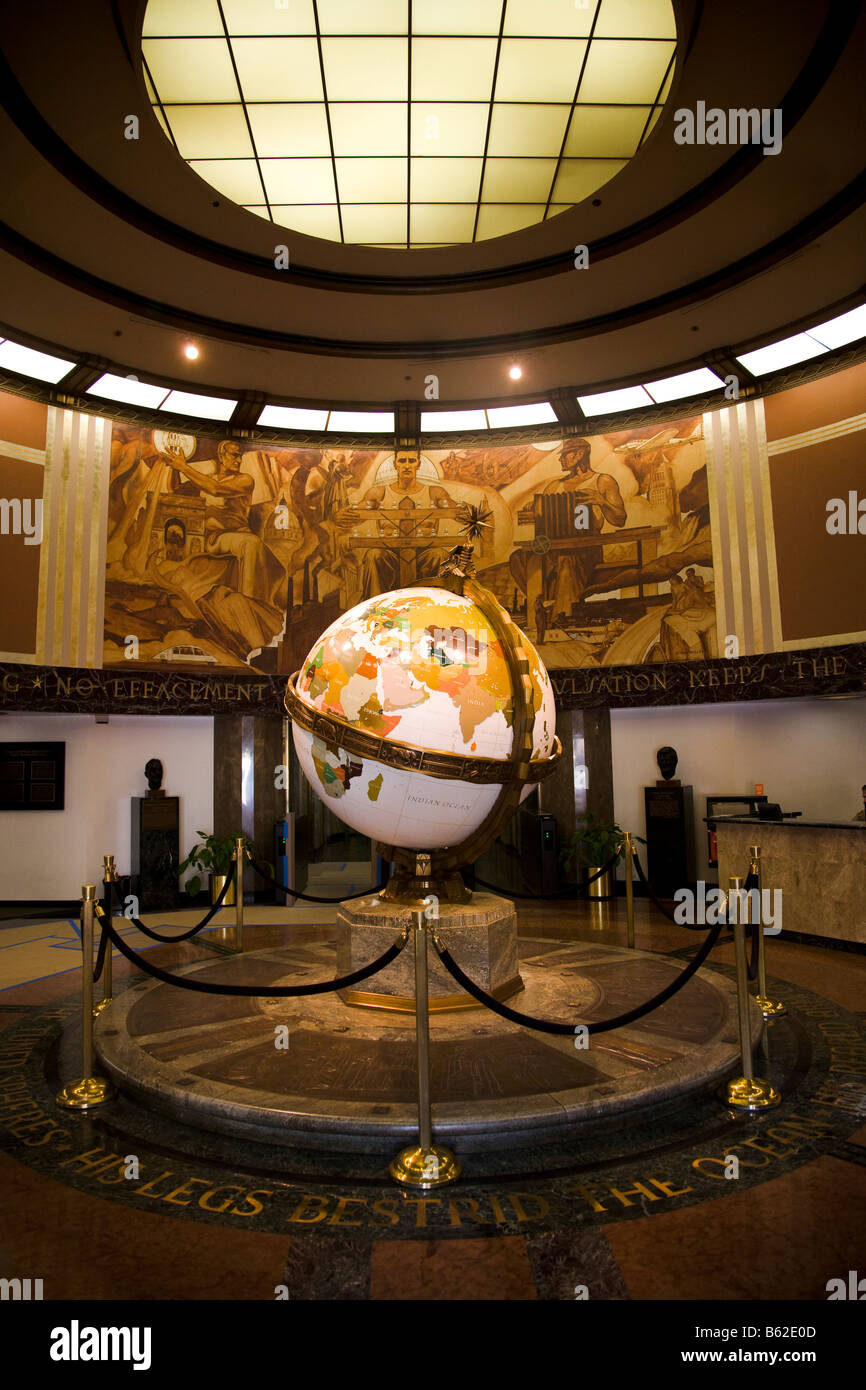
[287,533,561,1184]
[721,876,780,1111]
[57,885,115,1111]
[389,907,460,1189]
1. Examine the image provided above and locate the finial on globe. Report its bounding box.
[285,539,561,901]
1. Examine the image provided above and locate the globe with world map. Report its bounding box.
[287,586,557,851]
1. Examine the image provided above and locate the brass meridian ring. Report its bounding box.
[285,672,562,786]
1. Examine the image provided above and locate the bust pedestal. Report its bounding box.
[131,796,179,912]
[336,891,522,1013]
[644,783,696,896]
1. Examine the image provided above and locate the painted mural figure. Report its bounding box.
[337,449,460,596]
[166,440,276,603]
[540,437,627,621]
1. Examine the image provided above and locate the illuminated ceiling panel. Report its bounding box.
[143,0,676,247]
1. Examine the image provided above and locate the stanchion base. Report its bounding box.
[56,1076,115,1111]
[721,1075,781,1110]
[389,1145,461,1188]
[755,995,787,1019]
[92,998,112,1017]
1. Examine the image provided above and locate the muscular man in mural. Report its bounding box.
[337,450,460,596]
[167,440,279,603]
[541,437,627,621]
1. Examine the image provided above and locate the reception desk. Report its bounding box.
[711,817,866,947]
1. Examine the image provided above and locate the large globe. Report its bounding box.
[289,586,557,851]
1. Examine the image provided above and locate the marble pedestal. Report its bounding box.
[336,891,522,1012]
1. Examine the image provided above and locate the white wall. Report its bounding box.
[0,715,213,900]
[611,697,866,881]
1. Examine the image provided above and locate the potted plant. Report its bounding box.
[559,814,643,900]
[178,831,255,905]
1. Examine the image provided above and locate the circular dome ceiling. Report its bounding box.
[141,0,677,249]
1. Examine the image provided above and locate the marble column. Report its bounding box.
[539,706,614,843]
[213,715,285,902]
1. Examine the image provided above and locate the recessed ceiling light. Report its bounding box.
[508,365,523,380]
[183,342,200,361]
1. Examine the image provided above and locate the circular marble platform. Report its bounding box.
[94,937,754,1152]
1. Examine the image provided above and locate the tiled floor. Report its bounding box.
[0,896,864,1302]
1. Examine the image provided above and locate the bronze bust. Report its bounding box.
[144,758,165,797]
[656,746,679,783]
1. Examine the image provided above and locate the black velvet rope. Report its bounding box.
[630,853,683,924]
[96,910,408,997]
[432,920,723,1035]
[473,852,619,901]
[92,891,109,983]
[106,864,238,944]
[248,856,386,903]
[631,855,760,937]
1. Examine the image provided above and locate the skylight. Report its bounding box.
[142,0,676,248]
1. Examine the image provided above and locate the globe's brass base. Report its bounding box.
[56,1076,115,1110]
[92,997,112,1016]
[721,1075,781,1110]
[389,1144,461,1188]
[755,995,787,1019]
[378,863,472,905]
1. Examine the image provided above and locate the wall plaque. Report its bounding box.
[0,741,65,811]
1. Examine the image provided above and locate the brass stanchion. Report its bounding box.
[57,886,115,1111]
[389,908,460,1188]
[749,844,786,1019]
[234,837,246,953]
[93,855,116,1016]
[623,831,636,950]
[722,876,780,1111]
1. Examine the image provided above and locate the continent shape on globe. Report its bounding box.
[292,587,556,850]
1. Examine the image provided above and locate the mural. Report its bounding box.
[103,418,713,672]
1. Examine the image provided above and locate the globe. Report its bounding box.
[287,585,557,851]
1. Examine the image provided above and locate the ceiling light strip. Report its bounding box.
[311,0,344,244]
[0,339,75,383]
[543,0,603,222]
[215,0,273,221]
[159,390,237,421]
[471,1,508,245]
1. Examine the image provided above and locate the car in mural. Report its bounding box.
[155,645,217,665]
